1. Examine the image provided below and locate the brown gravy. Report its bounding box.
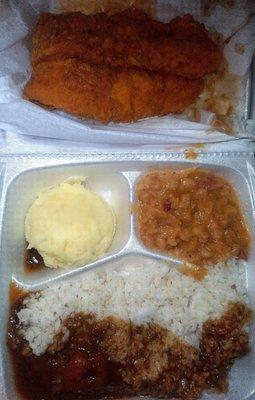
[8,289,252,400]
[24,248,45,273]
[9,282,27,310]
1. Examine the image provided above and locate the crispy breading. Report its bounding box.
[31,11,221,79]
[168,14,209,40]
[24,59,204,123]
[32,9,169,51]
[25,9,221,122]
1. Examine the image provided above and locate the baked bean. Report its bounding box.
[136,169,249,267]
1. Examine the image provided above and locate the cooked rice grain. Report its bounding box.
[17,257,248,355]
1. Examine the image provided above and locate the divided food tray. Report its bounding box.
[0,1,254,144]
[1,149,255,400]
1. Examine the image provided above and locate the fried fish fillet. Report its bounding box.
[32,9,171,51]
[168,14,210,40]
[31,11,221,79]
[24,59,204,123]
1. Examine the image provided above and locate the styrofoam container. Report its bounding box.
[0,148,255,400]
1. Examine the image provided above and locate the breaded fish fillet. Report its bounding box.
[24,59,204,123]
[168,14,210,40]
[32,9,171,49]
[31,11,221,79]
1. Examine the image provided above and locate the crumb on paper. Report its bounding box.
[208,115,234,134]
[210,30,225,46]
[184,104,201,123]
[205,94,233,116]
[185,59,239,135]
[202,0,237,17]
[202,61,238,118]
[55,0,156,16]
[235,43,245,55]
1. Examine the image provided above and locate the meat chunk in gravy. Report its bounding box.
[8,300,251,400]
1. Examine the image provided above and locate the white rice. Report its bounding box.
[17,257,248,356]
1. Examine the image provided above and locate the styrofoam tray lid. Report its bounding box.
[0,129,255,156]
[0,147,255,400]
[0,0,254,145]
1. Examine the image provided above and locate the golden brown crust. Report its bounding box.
[25,10,222,123]
[31,11,221,79]
[24,59,204,123]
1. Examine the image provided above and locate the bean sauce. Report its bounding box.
[136,169,249,267]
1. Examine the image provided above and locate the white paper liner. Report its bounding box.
[0,0,254,144]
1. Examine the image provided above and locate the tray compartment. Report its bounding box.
[0,152,255,400]
[1,163,131,288]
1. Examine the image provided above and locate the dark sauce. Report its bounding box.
[8,312,132,400]
[9,282,27,312]
[24,247,45,273]
[7,291,252,400]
